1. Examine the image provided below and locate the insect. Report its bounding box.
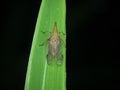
[39,22,65,65]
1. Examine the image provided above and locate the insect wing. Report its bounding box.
[47,53,54,65]
[56,38,64,65]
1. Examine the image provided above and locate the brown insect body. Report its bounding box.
[39,22,63,64]
[48,22,61,57]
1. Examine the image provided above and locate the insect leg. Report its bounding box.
[39,41,47,46]
[59,32,66,35]
[41,31,51,34]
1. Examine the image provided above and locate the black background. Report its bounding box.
[1,0,120,90]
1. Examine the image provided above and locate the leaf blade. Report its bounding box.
[24,0,66,90]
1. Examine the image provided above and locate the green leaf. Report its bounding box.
[24,0,66,90]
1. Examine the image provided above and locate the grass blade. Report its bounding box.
[24,0,66,90]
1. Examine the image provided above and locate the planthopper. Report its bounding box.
[39,22,65,65]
